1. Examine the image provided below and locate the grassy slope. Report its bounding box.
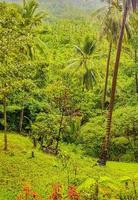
[0,132,138,200]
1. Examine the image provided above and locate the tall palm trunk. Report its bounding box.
[23,0,26,6]
[136,73,138,93]
[19,108,24,133]
[135,50,138,93]
[102,42,112,110]
[98,0,129,166]
[102,0,112,110]
[3,94,8,151]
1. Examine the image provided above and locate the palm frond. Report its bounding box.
[91,6,107,18]
[67,60,80,68]
[83,37,96,55]
[74,45,84,56]
[125,23,132,40]
[83,69,96,90]
[21,0,45,26]
[35,37,47,56]
[99,0,124,43]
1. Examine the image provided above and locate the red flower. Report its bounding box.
[67,186,80,200]
[23,184,30,196]
[16,193,23,200]
[32,191,38,199]
[49,184,62,200]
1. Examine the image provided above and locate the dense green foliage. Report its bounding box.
[80,105,138,161]
[0,1,138,161]
[0,0,138,198]
[0,0,137,161]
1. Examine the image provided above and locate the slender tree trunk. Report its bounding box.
[40,137,44,150]
[102,42,112,110]
[94,181,99,200]
[19,108,24,133]
[101,0,112,110]
[55,110,64,154]
[98,0,129,166]
[135,73,138,93]
[23,0,26,6]
[134,50,138,93]
[33,137,37,148]
[31,137,37,158]
[3,95,8,151]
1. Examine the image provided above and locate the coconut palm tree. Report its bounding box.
[69,36,96,90]
[100,0,133,110]
[97,1,131,110]
[101,0,122,109]
[22,0,46,55]
[21,0,45,28]
[98,0,138,166]
[18,0,46,132]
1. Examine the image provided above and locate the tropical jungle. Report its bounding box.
[0,0,138,199]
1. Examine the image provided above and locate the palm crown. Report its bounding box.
[70,37,96,90]
[21,0,45,27]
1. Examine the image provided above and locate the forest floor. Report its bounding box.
[0,132,138,200]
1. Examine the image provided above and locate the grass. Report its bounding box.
[0,132,138,200]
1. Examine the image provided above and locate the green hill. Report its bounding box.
[0,133,138,199]
[1,0,105,10]
[1,0,106,17]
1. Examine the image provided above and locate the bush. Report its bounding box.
[120,153,136,162]
[79,116,105,157]
[79,106,138,161]
[110,137,130,161]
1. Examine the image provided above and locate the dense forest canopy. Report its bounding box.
[0,0,138,199]
[0,0,138,158]
[0,0,138,160]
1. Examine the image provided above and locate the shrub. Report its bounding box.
[79,116,105,157]
[67,186,80,200]
[16,184,42,200]
[47,184,62,200]
[79,106,138,161]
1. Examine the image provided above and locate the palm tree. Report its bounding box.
[98,0,138,166]
[101,0,122,109]
[21,0,46,58]
[100,0,134,110]
[69,36,96,90]
[18,0,46,132]
[97,1,131,110]
[21,0,45,28]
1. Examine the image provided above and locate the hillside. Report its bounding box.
[0,133,138,200]
[1,0,106,17]
[0,0,138,199]
[1,0,105,9]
